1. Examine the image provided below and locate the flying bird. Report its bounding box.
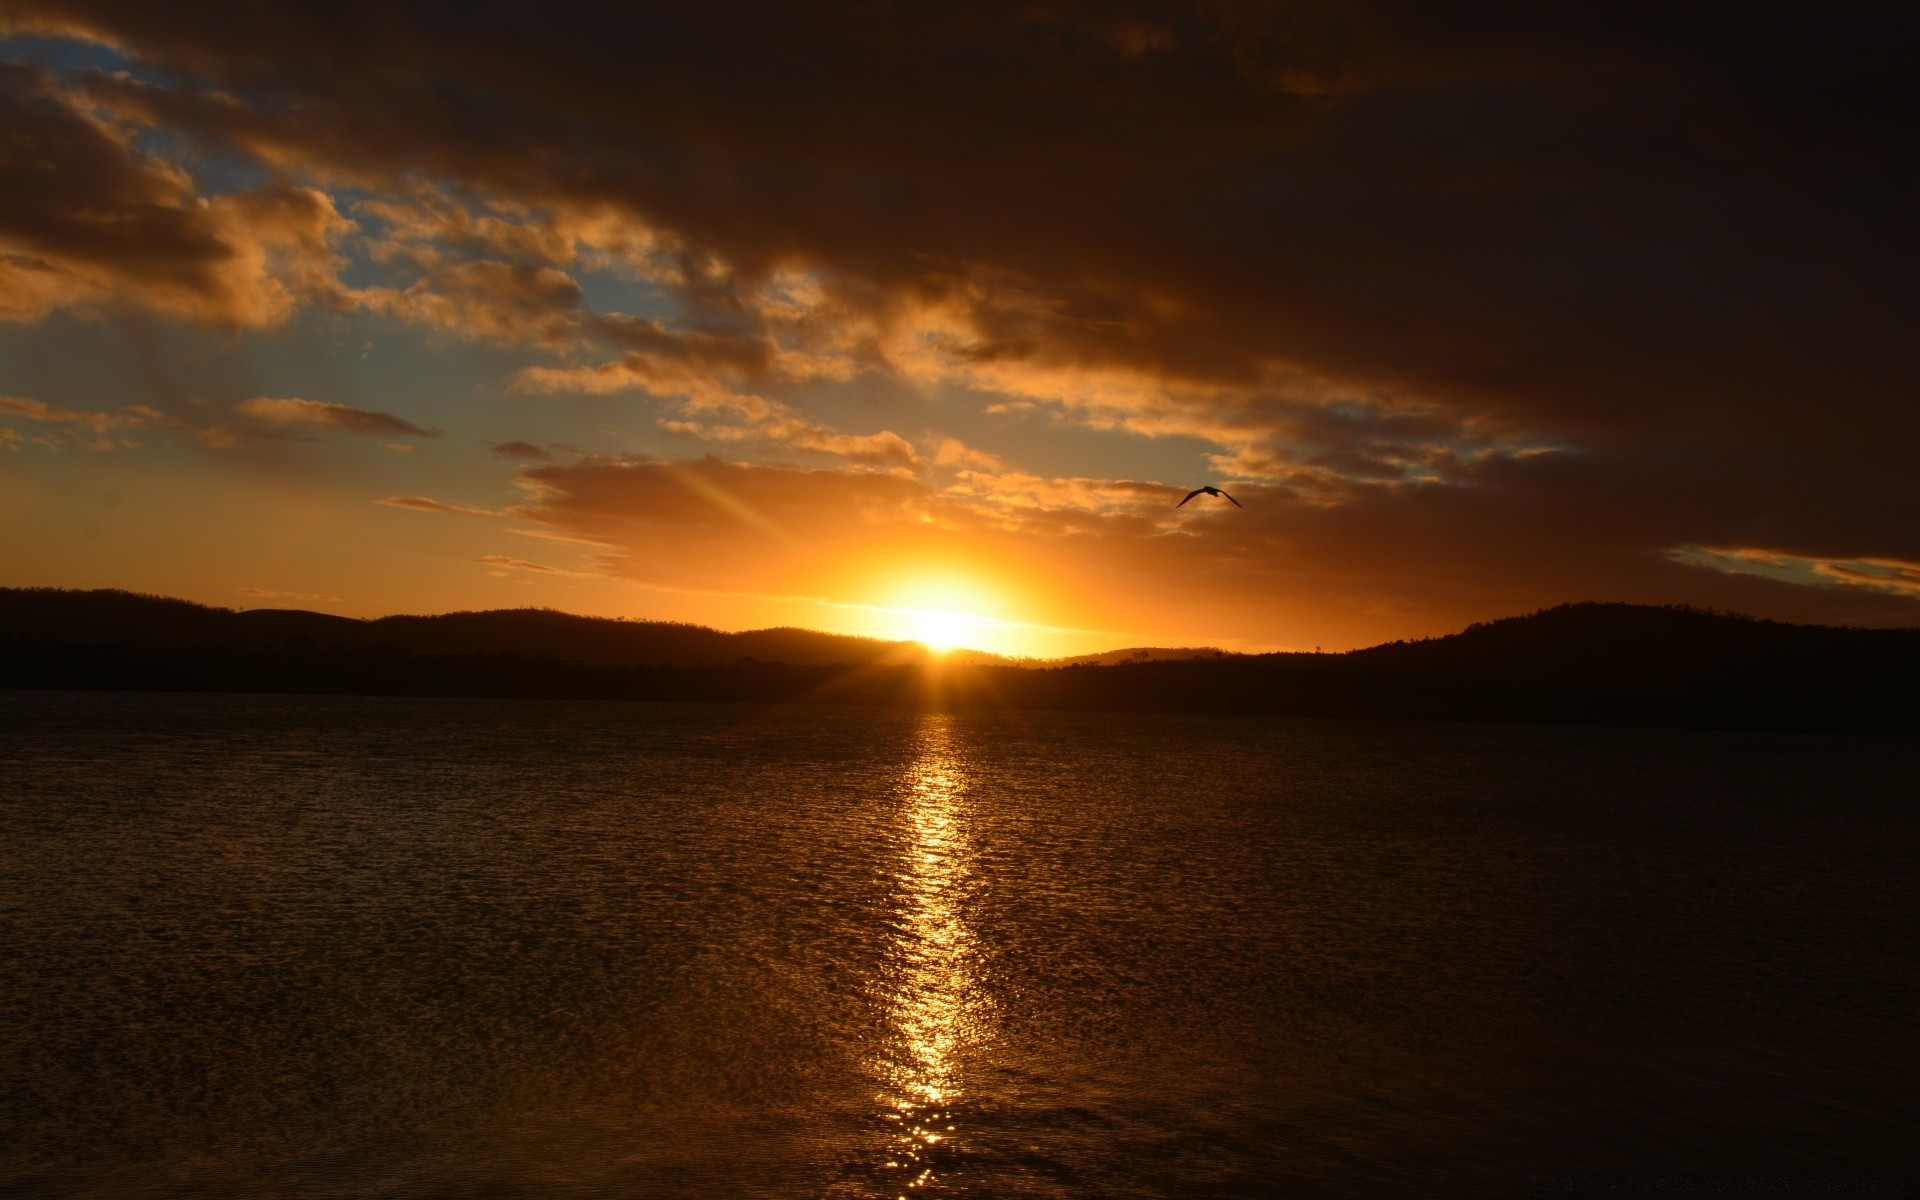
[1177,485,1243,509]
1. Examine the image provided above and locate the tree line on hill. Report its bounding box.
[2,588,1914,734]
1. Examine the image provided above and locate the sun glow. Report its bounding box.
[839,564,1118,658]
[875,574,1009,655]
[908,608,979,654]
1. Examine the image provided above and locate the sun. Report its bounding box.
[910,608,972,654]
[872,573,1007,654]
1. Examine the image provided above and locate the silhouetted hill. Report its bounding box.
[973,603,1918,732]
[3,590,1915,733]
[0,588,921,667]
[1053,646,1233,666]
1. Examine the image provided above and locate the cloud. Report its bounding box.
[192,425,244,450]
[518,345,919,469]
[502,454,932,588]
[235,397,438,438]
[376,495,501,517]
[658,413,920,470]
[355,186,583,270]
[0,393,156,449]
[350,259,586,347]
[475,554,598,578]
[1673,547,1920,601]
[0,394,148,434]
[492,441,554,461]
[932,437,1007,473]
[0,62,349,326]
[16,7,1910,429]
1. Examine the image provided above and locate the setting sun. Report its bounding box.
[908,608,974,653]
[864,574,1018,655]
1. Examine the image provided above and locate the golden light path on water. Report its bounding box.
[875,715,986,1197]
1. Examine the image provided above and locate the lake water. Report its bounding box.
[1,692,1914,1198]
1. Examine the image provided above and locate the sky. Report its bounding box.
[1,2,1915,656]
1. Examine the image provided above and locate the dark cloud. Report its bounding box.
[4,2,1916,629]
[0,61,347,325]
[0,61,223,311]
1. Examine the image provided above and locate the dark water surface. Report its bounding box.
[1,692,1914,1197]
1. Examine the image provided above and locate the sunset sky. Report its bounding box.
[2,3,1913,655]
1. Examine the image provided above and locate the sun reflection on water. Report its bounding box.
[875,715,985,1196]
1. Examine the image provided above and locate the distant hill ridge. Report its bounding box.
[3,588,1915,733]
[0,587,938,667]
[1054,646,1232,666]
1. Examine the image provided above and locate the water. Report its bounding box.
[1,692,1914,1197]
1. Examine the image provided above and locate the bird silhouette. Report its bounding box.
[1176,485,1243,509]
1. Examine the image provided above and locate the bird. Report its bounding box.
[1176,485,1242,509]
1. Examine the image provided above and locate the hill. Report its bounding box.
[1051,646,1233,666]
[0,587,926,667]
[2,589,1915,733]
[972,603,1918,732]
